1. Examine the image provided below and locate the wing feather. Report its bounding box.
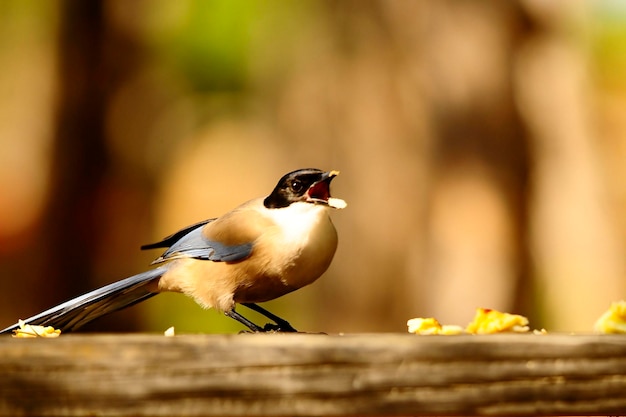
[145,200,268,264]
[140,219,215,250]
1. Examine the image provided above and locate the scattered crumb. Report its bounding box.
[164,326,176,337]
[12,319,61,338]
[407,317,443,335]
[408,308,542,335]
[466,308,529,334]
[407,317,464,335]
[440,324,466,335]
[594,300,626,334]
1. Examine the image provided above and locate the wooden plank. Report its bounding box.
[1,333,626,416]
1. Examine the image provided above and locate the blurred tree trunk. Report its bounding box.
[41,1,108,302]
[36,1,146,331]
[416,1,535,325]
[0,2,112,325]
[302,1,534,330]
[517,1,626,331]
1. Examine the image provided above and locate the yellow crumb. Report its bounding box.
[466,308,529,334]
[407,317,465,335]
[439,324,465,335]
[12,319,61,338]
[164,326,176,337]
[594,300,626,334]
[407,317,442,334]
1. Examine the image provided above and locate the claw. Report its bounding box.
[263,322,297,333]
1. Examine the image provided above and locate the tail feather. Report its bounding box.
[1,267,168,334]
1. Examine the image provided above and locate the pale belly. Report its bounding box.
[158,207,338,312]
[233,214,338,303]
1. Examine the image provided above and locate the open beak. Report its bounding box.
[305,170,347,209]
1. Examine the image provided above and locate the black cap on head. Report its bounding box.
[264,168,337,209]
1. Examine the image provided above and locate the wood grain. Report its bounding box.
[1,333,626,416]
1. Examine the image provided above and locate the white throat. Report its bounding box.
[264,202,330,246]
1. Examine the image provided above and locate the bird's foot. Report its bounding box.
[262,321,297,333]
[241,303,299,332]
[226,307,298,333]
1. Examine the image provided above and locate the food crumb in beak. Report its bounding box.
[328,197,347,209]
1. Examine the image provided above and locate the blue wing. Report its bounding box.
[143,221,253,264]
[140,218,215,250]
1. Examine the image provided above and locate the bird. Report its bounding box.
[1,168,346,334]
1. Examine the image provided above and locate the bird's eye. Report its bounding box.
[290,179,304,193]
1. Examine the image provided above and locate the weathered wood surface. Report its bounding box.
[1,333,626,416]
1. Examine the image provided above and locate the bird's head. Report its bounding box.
[264,168,347,209]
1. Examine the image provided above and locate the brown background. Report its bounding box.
[1,0,624,333]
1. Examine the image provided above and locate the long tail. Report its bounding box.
[1,266,169,334]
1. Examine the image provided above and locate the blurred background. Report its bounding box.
[1,0,625,333]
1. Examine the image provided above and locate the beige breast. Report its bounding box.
[157,200,338,312]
